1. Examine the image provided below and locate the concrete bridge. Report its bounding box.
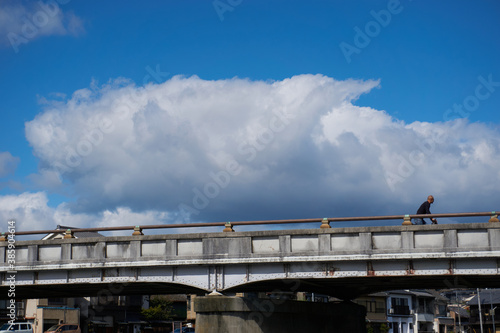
[1,222,499,300]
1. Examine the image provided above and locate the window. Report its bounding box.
[376,300,386,313]
[365,301,377,312]
[391,297,410,315]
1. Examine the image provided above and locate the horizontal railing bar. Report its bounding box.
[4,211,497,236]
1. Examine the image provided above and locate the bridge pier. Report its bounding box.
[193,295,367,333]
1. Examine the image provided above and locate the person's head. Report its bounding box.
[427,195,434,204]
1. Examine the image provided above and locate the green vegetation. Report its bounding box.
[141,296,174,322]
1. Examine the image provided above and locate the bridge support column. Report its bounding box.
[194,296,367,333]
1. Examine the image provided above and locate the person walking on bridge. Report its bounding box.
[413,195,438,225]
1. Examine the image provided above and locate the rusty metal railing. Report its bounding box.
[0,211,498,238]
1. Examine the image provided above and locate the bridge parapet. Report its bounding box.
[2,223,499,266]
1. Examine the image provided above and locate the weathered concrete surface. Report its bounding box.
[194,296,366,333]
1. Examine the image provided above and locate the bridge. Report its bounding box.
[1,212,499,300]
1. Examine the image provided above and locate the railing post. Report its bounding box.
[223,222,234,232]
[489,211,499,223]
[64,229,75,239]
[320,218,331,229]
[402,214,412,225]
[132,226,144,236]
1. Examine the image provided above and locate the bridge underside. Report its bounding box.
[227,274,500,299]
[2,274,499,300]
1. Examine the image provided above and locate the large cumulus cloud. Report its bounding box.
[19,74,500,228]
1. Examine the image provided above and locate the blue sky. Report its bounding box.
[1,0,499,233]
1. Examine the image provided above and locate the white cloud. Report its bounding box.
[0,192,54,231]
[0,191,175,237]
[0,151,19,178]
[12,74,500,230]
[0,1,84,51]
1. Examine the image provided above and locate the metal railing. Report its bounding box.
[1,211,498,237]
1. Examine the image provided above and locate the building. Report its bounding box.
[467,289,500,333]
[25,299,81,333]
[386,290,414,333]
[369,290,455,333]
[353,292,389,332]
[411,290,450,333]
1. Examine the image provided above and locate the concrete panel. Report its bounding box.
[95,242,106,260]
[331,234,360,251]
[252,237,280,253]
[414,231,444,249]
[15,247,28,262]
[61,244,71,261]
[372,233,401,250]
[165,239,177,256]
[72,244,96,260]
[178,239,202,256]
[279,235,291,253]
[106,242,131,258]
[489,229,500,250]
[291,235,318,252]
[229,237,251,255]
[401,231,414,250]
[319,234,331,252]
[142,240,166,257]
[38,245,62,261]
[129,240,141,259]
[444,229,458,249]
[359,232,372,251]
[204,238,251,256]
[457,230,489,248]
[28,245,38,263]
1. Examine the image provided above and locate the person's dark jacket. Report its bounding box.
[416,201,432,223]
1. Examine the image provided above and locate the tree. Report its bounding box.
[141,296,174,322]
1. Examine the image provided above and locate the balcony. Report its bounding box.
[389,305,410,316]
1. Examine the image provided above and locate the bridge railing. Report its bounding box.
[1,211,498,239]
